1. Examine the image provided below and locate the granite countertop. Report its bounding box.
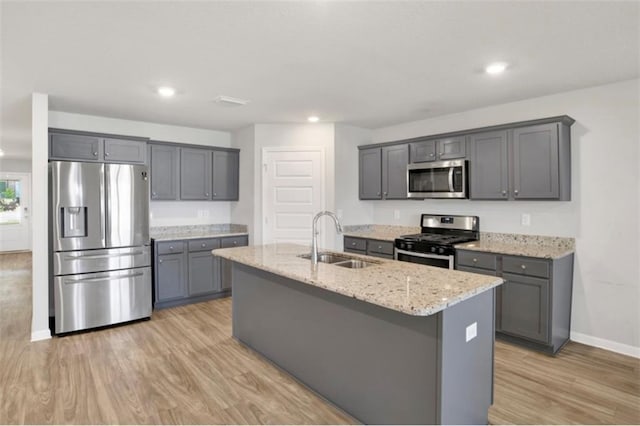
[213,243,503,317]
[454,232,575,259]
[342,224,420,242]
[150,224,248,242]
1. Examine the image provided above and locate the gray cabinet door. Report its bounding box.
[219,235,248,290]
[359,148,382,199]
[438,137,466,160]
[382,144,409,199]
[512,123,559,199]
[500,273,549,343]
[150,144,179,200]
[104,138,147,164]
[50,133,103,161]
[156,253,187,302]
[180,148,212,200]
[188,251,221,296]
[211,150,239,200]
[410,140,437,163]
[469,130,509,200]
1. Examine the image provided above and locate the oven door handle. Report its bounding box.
[448,167,455,192]
[395,248,452,260]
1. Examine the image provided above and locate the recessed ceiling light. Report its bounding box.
[485,62,508,75]
[308,116,320,123]
[157,86,176,98]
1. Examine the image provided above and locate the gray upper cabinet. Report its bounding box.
[512,123,560,199]
[410,137,465,163]
[180,148,212,200]
[382,144,409,199]
[212,150,239,200]
[469,130,510,200]
[50,131,148,164]
[50,133,103,161]
[150,144,179,200]
[359,147,382,199]
[359,144,408,200]
[103,138,147,164]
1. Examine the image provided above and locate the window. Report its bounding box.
[0,179,21,225]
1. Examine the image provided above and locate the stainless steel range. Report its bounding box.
[394,214,479,269]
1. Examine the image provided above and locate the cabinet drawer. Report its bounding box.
[367,240,394,256]
[503,256,550,278]
[344,237,367,252]
[188,238,221,252]
[157,241,185,255]
[220,235,248,248]
[456,250,497,271]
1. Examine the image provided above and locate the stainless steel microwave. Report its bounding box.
[407,159,468,199]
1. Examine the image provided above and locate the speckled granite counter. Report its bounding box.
[213,243,502,316]
[342,224,420,241]
[455,232,575,259]
[150,224,248,241]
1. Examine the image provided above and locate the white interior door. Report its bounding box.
[0,172,32,252]
[263,148,325,246]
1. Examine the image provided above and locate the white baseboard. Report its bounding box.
[571,331,640,358]
[31,329,52,342]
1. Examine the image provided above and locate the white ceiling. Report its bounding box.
[1,1,638,158]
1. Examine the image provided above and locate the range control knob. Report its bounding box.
[438,247,445,254]
[405,242,414,251]
[430,246,437,253]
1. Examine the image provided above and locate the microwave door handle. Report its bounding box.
[448,167,455,192]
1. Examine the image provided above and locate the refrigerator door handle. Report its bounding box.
[63,271,144,285]
[102,164,108,247]
[64,251,145,260]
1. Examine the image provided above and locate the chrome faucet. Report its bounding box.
[311,211,343,265]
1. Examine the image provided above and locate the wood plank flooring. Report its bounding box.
[1,252,638,424]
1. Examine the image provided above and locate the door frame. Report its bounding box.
[0,171,32,252]
[261,146,326,246]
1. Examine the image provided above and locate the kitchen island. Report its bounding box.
[213,243,503,425]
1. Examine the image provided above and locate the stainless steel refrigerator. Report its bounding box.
[50,161,152,334]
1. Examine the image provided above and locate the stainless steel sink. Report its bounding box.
[332,259,375,269]
[298,252,380,268]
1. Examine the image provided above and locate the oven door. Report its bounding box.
[395,248,454,269]
[407,159,467,199]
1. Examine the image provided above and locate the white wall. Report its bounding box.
[0,158,31,172]
[48,111,233,226]
[241,124,335,247]
[231,125,256,243]
[364,79,639,355]
[31,93,50,341]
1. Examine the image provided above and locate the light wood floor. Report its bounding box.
[1,252,638,424]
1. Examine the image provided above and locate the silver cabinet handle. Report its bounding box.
[473,258,478,263]
[383,191,388,196]
[201,243,206,248]
[378,245,382,249]
[169,246,174,250]
[105,152,110,157]
[205,192,209,196]
[233,241,238,245]
[159,259,163,263]
[93,151,98,156]
[439,152,443,156]
[152,191,157,197]
[521,264,527,270]
[514,190,519,195]
[501,190,507,196]
[429,153,434,157]
[352,242,356,246]
[213,193,217,196]
[377,192,380,196]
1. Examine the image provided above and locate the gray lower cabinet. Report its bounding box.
[359,144,409,200]
[154,235,248,309]
[456,249,574,354]
[469,119,572,200]
[180,148,212,200]
[50,131,148,164]
[212,150,239,200]
[410,137,466,163]
[344,236,394,259]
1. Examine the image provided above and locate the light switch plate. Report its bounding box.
[466,322,477,342]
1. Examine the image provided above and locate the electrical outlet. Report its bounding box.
[394,209,400,220]
[521,213,531,226]
[466,322,477,342]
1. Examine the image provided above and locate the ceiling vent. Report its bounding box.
[213,95,250,107]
